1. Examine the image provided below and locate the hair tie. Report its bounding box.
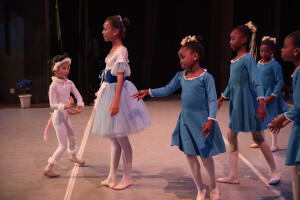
[52,57,71,71]
[262,36,276,44]
[118,15,125,32]
[245,21,257,60]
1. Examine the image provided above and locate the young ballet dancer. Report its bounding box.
[92,15,151,190]
[43,53,85,177]
[249,36,288,151]
[132,35,226,200]
[217,21,281,185]
[269,30,300,200]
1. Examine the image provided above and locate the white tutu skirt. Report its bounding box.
[92,80,151,138]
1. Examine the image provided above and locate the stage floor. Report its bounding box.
[0,95,293,200]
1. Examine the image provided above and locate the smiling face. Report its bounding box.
[260,44,273,61]
[102,21,119,42]
[55,62,70,79]
[178,46,198,70]
[230,29,246,51]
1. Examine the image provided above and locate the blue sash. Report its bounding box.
[99,70,125,84]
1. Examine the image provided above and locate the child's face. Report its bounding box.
[260,44,273,61]
[55,62,70,79]
[102,21,118,42]
[230,29,246,51]
[178,47,198,70]
[281,36,297,62]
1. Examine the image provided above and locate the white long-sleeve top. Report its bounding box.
[49,76,84,111]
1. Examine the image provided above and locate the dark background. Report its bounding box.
[1,0,299,104]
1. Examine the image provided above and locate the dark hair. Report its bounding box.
[106,15,130,39]
[287,30,300,47]
[233,24,252,45]
[48,52,69,70]
[182,35,205,63]
[260,39,276,51]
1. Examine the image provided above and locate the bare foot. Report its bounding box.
[196,188,206,200]
[250,143,259,148]
[269,171,281,185]
[101,178,116,189]
[217,176,240,184]
[113,178,132,190]
[43,170,60,178]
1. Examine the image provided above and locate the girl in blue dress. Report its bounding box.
[250,36,288,151]
[269,30,300,200]
[92,15,151,190]
[217,22,281,185]
[132,35,226,200]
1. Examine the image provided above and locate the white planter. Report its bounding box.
[18,94,32,108]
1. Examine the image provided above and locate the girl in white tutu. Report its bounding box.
[92,15,151,190]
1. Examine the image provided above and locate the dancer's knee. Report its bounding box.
[227,132,238,152]
[252,132,265,146]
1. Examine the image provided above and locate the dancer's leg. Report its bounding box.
[217,129,240,184]
[201,157,219,200]
[251,131,281,185]
[186,154,206,200]
[114,136,133,190]
[270,131,279,152]
[250,131,265,148]
[101,137,121,188]
[292,165,300,200]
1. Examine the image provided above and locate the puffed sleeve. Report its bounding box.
[150,72,182,97]
[49,84,65,111]
[111,47,131,77]
[272,61,284,96]
[70,81,84,108]
[285,70,300,121]
[204,73,218,120]
[245,55,264,99]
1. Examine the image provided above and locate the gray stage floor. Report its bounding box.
[0,95,294,200]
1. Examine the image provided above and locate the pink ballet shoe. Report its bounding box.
[217,177,240,184]
[250,143,259,148]
[269,172,281,185]
[43,170,60,178]
[101,179,116,189]
[197,188,206,200]
[270,145,279,152]
[210,186,220,200]
[70,157,85,166]
[113,179,132,190]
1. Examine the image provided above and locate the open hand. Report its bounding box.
[265,95,276,104]
[109,99,119,117]
[200,120,215,137]
[131,90,149,101]
[268,115,287,134]
[257,100,267,123]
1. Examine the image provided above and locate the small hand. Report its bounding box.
[200,120,215,137]
[69,96,75,107]
[131,90,149,101]
[257,99,267,123]
[265,95,276,104]
[68,106,82,115]
[268,115,287,134]
[109,99,119,117]
[217,97,224,111]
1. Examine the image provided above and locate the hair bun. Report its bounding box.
[122,17,130,27]
[195,35,204,44]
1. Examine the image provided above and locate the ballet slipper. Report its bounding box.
[101,179,116,189]
[43,170,60,178]
[70,157,85,166]
[210,185,220,200]
[270,145,279,152]
[250,143,259,148]
[217,177,240,184]
[196,188,206,200]
[113,178,133,190]
[269,171,281,185]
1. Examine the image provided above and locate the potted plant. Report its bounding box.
[16,79,33,108]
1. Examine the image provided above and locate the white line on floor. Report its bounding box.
[64,110,95,200]
[223,138,287,200]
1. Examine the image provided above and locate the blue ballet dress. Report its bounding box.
[150,70,226,157]
[285,67,300,165]
[257,60,288,118]
[222,54,272,132]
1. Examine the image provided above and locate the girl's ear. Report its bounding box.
[113,28,120,36]
[294,47,300,56]
[193,52,199,61]
[242,37,247,45]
